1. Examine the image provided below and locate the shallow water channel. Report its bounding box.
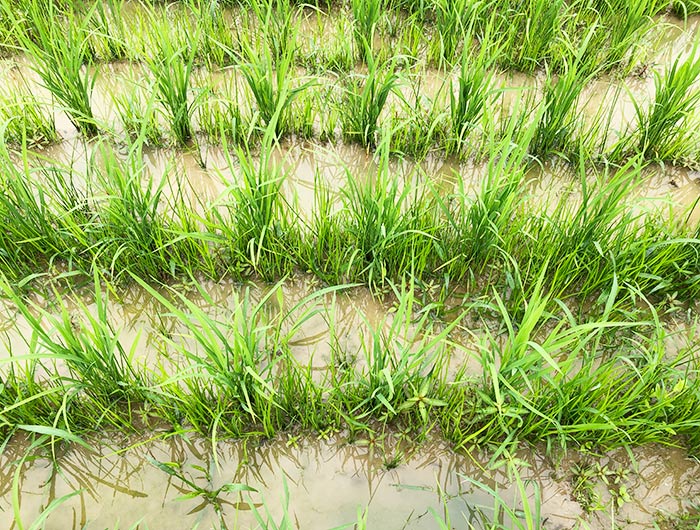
[0,432,698,529]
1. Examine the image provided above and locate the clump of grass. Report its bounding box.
[447,270,700,453]
[340,50,399,147]
[197,92,248,144]
[631,46,700,162]
[18,1,98,136]
[530,29,600,158]
[236,19,311,136]
[493,0,564,73]
[145,22,200,145]
[391,78,447,159]
[342,135,440,286]
[598,0,665,72]
[86,0,129,62]
[673,0,700,16]
[351,0,385,62]
[0,86,57,146]
[430,0,471,66]
[110,79,165,147]
[187,0,238,66]
[448,17,501,155]
[246,0,296,63]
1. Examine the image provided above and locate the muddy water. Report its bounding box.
[1,432,698,530]
[12,134,700,239]
[0,275,438,383]
[0,434,509,530]
[19,137,469,221]
[523,156,700,225]
[556,444,700,530]
[653,15,700,67]
[0,13,695,151]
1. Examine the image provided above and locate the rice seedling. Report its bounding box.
[0,270,146,416]
[429,0,472,67]
[0,86,57,147]
[391,12,424,64]
[110,79,165,147]
[93,138,217,281]
[15,0,99,137]
[524,156,646,304]
[197,91,249,144]
[530,29,601,158]
[340,50,399,147]
[186,0,238,66]
[245,0,297,63]
[433,114,535,284]
[673,0,700,16]
[597,0,666,72]
[297,8,355,74]
[342,135,440,286]
[0,138,88,276]
[390,78,448,159]
[209,121,297,279]
[351,0,386,62]
[492,0,564,74]
[630,44,700,162]
[236,21,312,136]
[448,17,502,155]
[145,22,201,145]
[86,0,130,62]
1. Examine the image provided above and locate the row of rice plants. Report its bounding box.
[1,270,698,455]
[4,40,700,167]
[0,123,697,311]
[0,0,689,74]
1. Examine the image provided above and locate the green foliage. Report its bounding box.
[145,22,200,145]
[12,1,98,136]
[341,51,398,147]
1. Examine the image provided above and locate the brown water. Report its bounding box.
[1,432,698,530]
[0,9,695,154]
[16,134,700,231]
[0,275,422,382]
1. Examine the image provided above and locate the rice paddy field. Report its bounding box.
[1,0,700,528]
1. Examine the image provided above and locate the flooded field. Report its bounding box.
[1,432,699,530]
[1,0,699,528]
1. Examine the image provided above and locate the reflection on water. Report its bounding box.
[1,432,698,530]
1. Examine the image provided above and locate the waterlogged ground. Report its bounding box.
[0,433,698,530]
[1,3,700,529]
[0,14,699,154]
[10,137,700,227]
[0,276,699,528]
[2,276,698,382]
